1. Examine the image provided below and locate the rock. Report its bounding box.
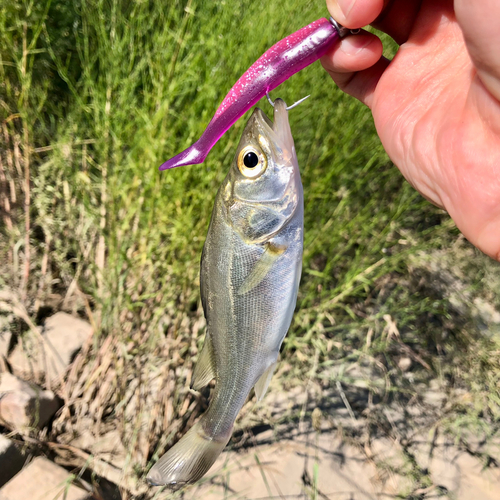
[0,457,91,500]
[397,356,412,372]
[0,435,25,487]
[70,429,127,486]
[0,372,60,430]
[8,312,92,388]
[473,297,500,324]
[423,379,447,407]
[0,332,12,360]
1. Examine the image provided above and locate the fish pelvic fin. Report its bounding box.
[147,421,230,488]
[191,331,216,391]
[254,361,278,401]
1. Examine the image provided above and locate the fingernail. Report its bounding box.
[340,36,371,56]
[337,0,356,18]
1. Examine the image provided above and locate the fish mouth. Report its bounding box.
[249,102,293,157]
[251,98,290,134]
[272,99,295,154]
[234,100,295,175]
[252,107,274,130]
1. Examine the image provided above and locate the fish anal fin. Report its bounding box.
[238,242,287,295]
[191,332,216,391]
[254,361,278,402]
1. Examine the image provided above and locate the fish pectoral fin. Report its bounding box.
[238,242,287,295]
[254,361,278,402]
[191,332,216,391]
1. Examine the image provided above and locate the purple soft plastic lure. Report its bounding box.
[160,17,349,170]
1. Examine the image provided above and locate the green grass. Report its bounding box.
[1,0,499,497]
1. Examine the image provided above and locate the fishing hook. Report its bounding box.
[266,91,311,110]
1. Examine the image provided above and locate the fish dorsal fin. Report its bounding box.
[254,361,278,401]
[191,332,216,391]
[238,242,287,295]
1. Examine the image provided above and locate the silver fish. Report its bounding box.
[147,98,303,487]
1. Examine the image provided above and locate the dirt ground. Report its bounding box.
[147,373,500,500]
[185,429,500,500]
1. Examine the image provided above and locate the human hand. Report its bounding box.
[321,0,500,261]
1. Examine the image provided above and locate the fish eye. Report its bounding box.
[237,146,267,178]
[244,151,259,168]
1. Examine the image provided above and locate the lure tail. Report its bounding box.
[146,421,230,488]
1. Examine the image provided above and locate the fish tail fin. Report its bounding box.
[146,421,230,488]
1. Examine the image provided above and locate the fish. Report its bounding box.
[160,17,353,171]
[147,98,304,487]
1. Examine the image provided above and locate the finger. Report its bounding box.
[321,43,390,108]
[327,0,423,45]
[322,31,383,73]
[455,0,500,102]
[371,0,423,45]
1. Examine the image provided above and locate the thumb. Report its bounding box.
[455,0,500,101]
